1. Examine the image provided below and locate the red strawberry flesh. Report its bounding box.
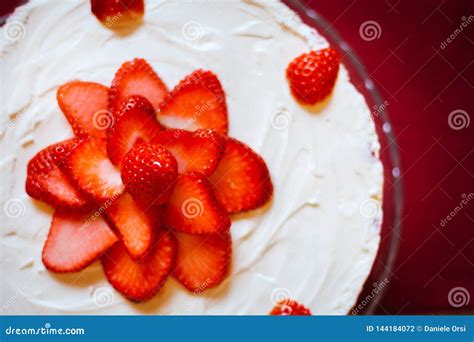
[109,58,168,113]
[152,129,225,176]
[157,70,228,134]
[270,299,311,316]
[107,95,163,167]
[173,230,231,292]
[91,0,144,28]
[164,171,230,235]
[42,211,118,273]
[209,137,273,213]
[102,230,176,302]
[57,81,110,139]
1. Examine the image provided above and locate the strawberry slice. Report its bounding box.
[26,139,91,211]
[57,81,110,139]
[91,0,144,28]
[157,70,228,134]
[109,58,168,113]
[164,172,230,235]
[66,137,124,203]
[173,230,231,292]
[42,211,118,273]
[102,230,176,302]
[209,138,273,213]
[107,95,163,166]
[152,129,225,176]
[105,192,157,261]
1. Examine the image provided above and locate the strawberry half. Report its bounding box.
[164,172,230,235]
[173,230,231,292]
[102,230,176,302]
[57,81,110,139]
[42,211,118,273]
[91,0,144,28]
[26,139,91,211]
[66,137,124,203]
[286,47,340,105]
[105,192,157,261]
[209,138,273,213]
[157,70,228,134]
[121,143,178,206]
[152,129,225,176]
[107,95,163,166]
[109,58,168,114]
[270,299,311,316]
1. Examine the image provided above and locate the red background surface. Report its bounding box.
[1,0,473,315]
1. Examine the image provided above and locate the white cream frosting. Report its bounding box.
[0,0,383,315]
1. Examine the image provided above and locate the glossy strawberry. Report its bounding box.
[102,230,176,302]
[157,70,228,134]
[152,129,225,176]
[286,47,339,105]
[164,172,230,235]
[66,137,124,203]
[121,143,178,206]
[109,58,168,113]
[26,139,91,211]
[42,211,118,273]
[57,81,110,138]
[105,192,158,261]
[209,137,273,213]
[173,230,231,292]
[107,95,163,167]
[270,299,311,316]
[91,0,144,28]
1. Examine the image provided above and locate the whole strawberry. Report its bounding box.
[286,47,339,105]
[270,299,311,316]
[121,143,178,206]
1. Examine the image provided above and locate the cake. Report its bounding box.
[0,0,383,315]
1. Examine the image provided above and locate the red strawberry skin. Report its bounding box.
[286,48,339,105]
[109,58,168,113]
[152,129,225,176]
[157,70,228,134]
[209,138,273,213]
[26,139,91,211]
[107,95,163,167]
[121,143,178,206]
[66,137,124,204]
[105,192,158,261]
[42,211,118,273]
[164,172,230,235]
[91,0,144,28]
[173,230,231,292]
[102,230,176,302]
[57,81,110,139]
[270,299,311,316]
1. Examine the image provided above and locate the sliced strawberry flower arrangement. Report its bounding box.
[25,58,273,302]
